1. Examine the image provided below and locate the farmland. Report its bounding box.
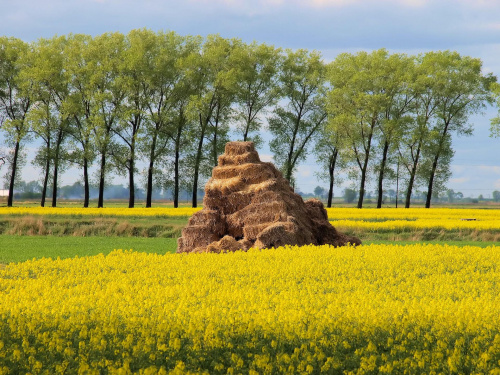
[0,206,499,373]
[1,243,500,373]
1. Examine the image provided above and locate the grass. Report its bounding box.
[0,235,177,264]
[1,201,498,264]
[365,240,500,247]
[0,234,495,264]
[3,198,500,209]
[338,226,500,242]
[0,215,187,238]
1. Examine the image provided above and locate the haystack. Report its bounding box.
[177,141,361,253]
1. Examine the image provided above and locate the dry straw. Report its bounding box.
[177,141,361,253]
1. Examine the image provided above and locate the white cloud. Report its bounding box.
[495,179,500,189]
[297,165,312,177]
[478,166,500,174]
[449,177,470,184]
[190,0,430,8]
[309,0,428,6]
[451,165,467,174]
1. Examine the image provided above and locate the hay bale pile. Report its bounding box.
[177,141,361,253]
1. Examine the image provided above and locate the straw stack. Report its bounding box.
[177,141,361,253]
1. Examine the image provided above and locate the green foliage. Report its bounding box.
[1,31,499,209]
[343,188,357,203]
[493,190,500,202]
[0,235,177,263]
[232,41,281,145]
[269,49,327,182]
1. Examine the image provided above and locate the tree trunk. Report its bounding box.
[192,114,207,208]
[51,158,59,207]
[41,141,51,208]
[83,157,89,208]
[145,131,158,208]
[98,153,106,208]
[357,167,367,209]
[327,149,338,208]
[7,141,20,207]
[174,127,182,209]
[376,141,390,208]
[285,135,297,182]
[285,108,303,182]
[52,131,64,208]
[212,103,221,168]
[425,155,439,208]
[128,158,135,208]
[405,143,421,208]
[128,132,136,209]
[146,160,154,208]
[357,147,371,209]
[243,107,253,141]
[356,118,375,209]
[425,121,450,208]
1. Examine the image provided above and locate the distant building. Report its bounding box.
[0,190,8,197]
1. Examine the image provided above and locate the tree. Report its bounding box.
[186,35,240,207]
[417,132,453,205]
[399,53,441,208]
[314,125,345,207]
[374,52,415,208]
[328,50,386,208]
[343,188,356,203]
[0,37,32,207]
[62,34,97,208]
[492,190,500,202]
[446,188,456,203]
[422,51,494,208]
[141,31,200,208]
[232,41,281,145]
[491,82,500,137]
[27,101,56,207]
[90,33,127,208]
[110,29,156,208]
[269,49,327,183]
[24,36,71,207]
[313,186,326,199]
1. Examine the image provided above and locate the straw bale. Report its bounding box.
[254,222,298,249]
[247,179,282,194]
[218,151,260,166]
[227,201,287,229]
[212,164,277,184]
[188,210,226,237]
[204,235,241,253]
[177,141,361,253]
[205,176,245,196]
[251,190,282,205]
[305,199,329,221]
[237,238,253,251]
[224,141,256,156]
[243,223,271,241]
[177,225,220,253]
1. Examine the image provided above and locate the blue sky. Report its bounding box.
[1,0,500,197]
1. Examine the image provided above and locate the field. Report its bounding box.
[0,205,499,373]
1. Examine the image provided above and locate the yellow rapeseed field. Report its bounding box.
[2,207,499,231]
[325,208,500,232]
[1,244,499,374]
[0,207,202,218]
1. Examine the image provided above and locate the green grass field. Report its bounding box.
[0,235,177,263]
[1,200,499,264]
[0,235,497,264]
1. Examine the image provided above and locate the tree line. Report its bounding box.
[0,30,497,208]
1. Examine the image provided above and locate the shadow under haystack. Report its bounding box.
[177,141,361,253]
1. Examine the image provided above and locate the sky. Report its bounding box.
[1,0,500,197]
